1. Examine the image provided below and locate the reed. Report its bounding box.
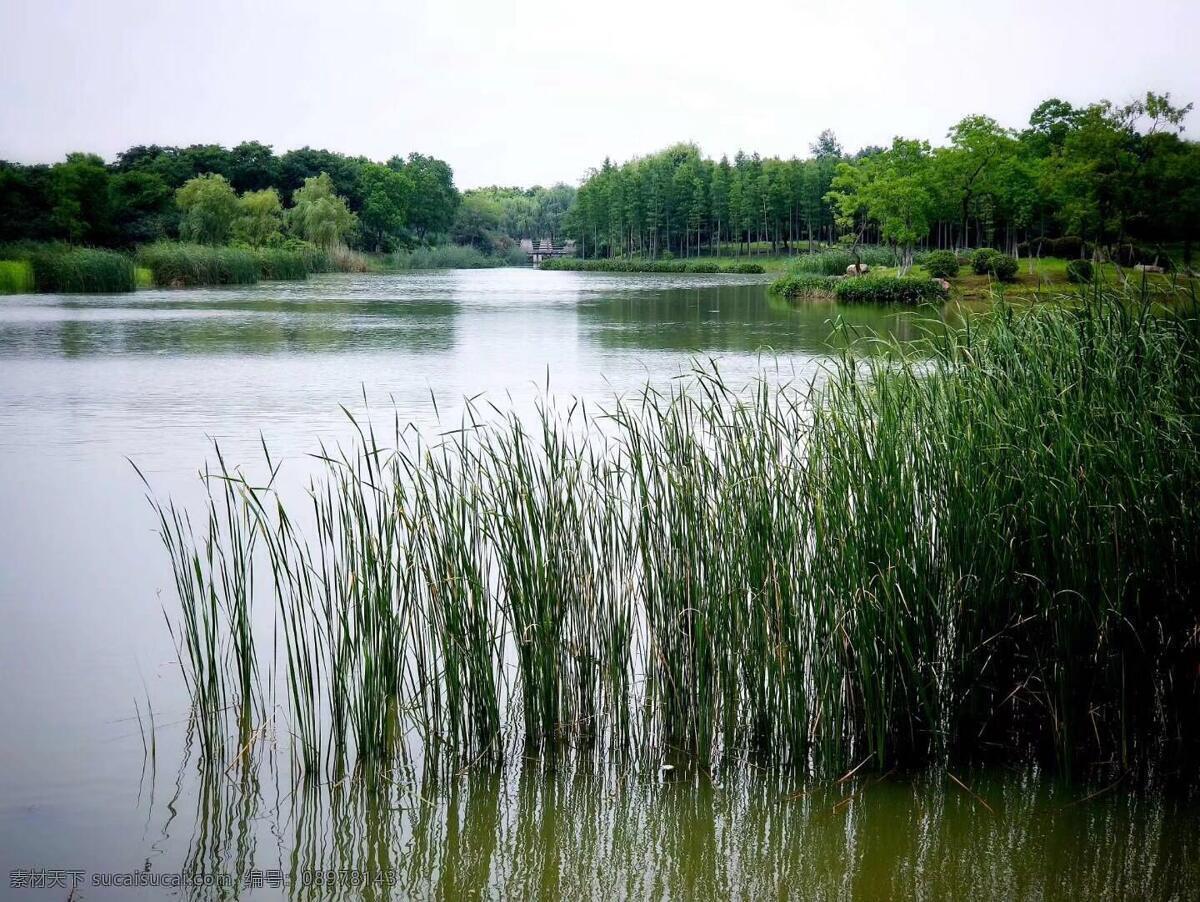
[834,275,948,304]
[147,289,1200,777]
[786,250,854,276]
[29,247,136,293]
[137,242,260,287]
[392,245,508,270]
[539,258,765,274]
[0,259,34,294]
[769,273,840,299]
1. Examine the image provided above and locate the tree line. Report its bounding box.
[565,92,1200,265]
[0,142,460,252]
[452,185,576,252]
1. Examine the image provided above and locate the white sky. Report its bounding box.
[2,0,1198,188]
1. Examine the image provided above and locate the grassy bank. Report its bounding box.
[540,257,766,274]
[147,290,1200,776]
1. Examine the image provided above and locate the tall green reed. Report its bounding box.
[147,289,1200,777]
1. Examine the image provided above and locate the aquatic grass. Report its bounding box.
[138,242,260,288]
[0,259,34,294]
[392,245,509,270]
[769,274,840,299]
[254,247,311,281]
[30,247,136,293]
[147,290,1200,777]
[834,275,948,305]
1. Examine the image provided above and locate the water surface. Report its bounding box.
[0,269,1194,899]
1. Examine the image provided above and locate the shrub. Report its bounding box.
[972,248,1000,275]
[923,250,960,279]
[30,247,136,293]
[834,275,948,305]
[989,254,1018,282]
[769,274,839,299]
[137,242,259,287]
[1066,259,1094,284]
[659,250,675,261]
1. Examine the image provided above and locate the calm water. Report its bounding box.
[0,269,1196,899]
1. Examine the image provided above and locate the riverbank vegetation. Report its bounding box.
[392,244,526,270]
[539,257,765,274]
[0,142,579,271]
[147,290,1199,777]
[0,243,137,292]
[564,92,1200,271]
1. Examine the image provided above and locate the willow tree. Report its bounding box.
[233,188,283,247]
[176,173,239,245]
[287,173,357,249]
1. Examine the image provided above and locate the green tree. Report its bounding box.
[50,153,111,243]
[287,172,357,248]
[109,169,172,244]
[394,153,458,241]
[451,193,504,250]
[176,173,239,244]
[233,187,283,247]
[359,163,412,251]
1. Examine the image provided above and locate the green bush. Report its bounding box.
[972,248,1000,275]
[769,274,840,299]
[1066,259,1094,284]
[834,275,948,305]
[923,250,960,279]
[137,242,259,287]
[30,247,136,293]
[989,254,1018,282]
[0,259,34,294]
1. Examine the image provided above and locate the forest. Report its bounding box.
[0,141,574,255]
[3,91,1198,274]
[565,92,1200,266]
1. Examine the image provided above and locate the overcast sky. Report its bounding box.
[2,0,1198,188]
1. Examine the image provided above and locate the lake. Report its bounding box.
[0,268,1196,899]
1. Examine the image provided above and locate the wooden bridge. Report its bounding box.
[521,238,577,263]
